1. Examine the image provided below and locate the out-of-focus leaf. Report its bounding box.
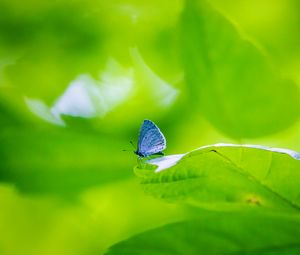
[130,48,179,108]
[211,0,300,82]
[181,0,300,138]
[0,1,106,102]
[136,144,300,212]
[0,127,135,197]
[106,210,300,255]
[0,180,186,255]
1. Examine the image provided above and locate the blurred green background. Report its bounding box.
[1,0,300,254]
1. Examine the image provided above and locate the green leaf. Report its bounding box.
[0,179,186,255]
[181,0,300,138]
[106,210,300,255]
[0,127,135,197]
[135,144,300,212]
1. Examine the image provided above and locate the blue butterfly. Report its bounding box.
[134,119,166,157]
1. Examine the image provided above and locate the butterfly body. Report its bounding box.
[135,119,166,157]
[134,150,164,157]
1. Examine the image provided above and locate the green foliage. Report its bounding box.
[1,0,300,254]
[136,144,300,211]
[107,211,300,255]
[181,0,300,138]
[107,145,300,253]
[0,127,133,196]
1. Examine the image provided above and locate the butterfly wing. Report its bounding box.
[137,120,166,157]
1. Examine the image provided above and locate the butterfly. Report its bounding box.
[134,119,167,157]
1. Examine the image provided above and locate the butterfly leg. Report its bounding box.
[137,156,148,168]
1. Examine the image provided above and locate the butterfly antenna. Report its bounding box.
[123,141,136,152]
[130,140,135,149]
